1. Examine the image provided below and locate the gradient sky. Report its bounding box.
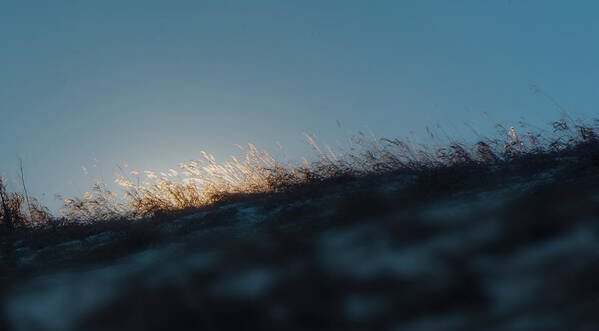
[2,0,599,211]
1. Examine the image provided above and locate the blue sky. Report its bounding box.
[2,1,599,211]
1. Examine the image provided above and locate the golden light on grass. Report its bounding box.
[52,116,598,223]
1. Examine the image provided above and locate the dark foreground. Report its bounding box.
[2,146,599,330]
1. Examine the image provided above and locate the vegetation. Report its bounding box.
[3,113,599,331]
[0,171,50,233]
[1,113,598,232]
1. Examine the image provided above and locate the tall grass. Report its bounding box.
[1,113,596,230]
[0,176,50,232]
[55,114,599,222]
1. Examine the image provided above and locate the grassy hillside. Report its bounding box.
[2,115,599,330]
[3,114,598,227]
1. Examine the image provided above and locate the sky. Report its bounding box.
[2,0,599,212]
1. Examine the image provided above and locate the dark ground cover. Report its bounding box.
[2,140,599,330]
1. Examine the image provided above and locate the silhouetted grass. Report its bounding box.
[0,178,50,233]
[60,114,599,222]
[1,113,598,231]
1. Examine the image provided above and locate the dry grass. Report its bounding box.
[0,177,50,232]
[1,113,597,229]
[57,114,599,222]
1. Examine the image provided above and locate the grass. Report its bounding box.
[3,111,599,331]
[0,177,50,233]
[1,112,599,232]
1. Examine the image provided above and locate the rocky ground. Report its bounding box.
[2,147,599,330]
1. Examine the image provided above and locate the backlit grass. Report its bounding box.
[1,113,598,230]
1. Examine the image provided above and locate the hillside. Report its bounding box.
[2,136,599,330]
